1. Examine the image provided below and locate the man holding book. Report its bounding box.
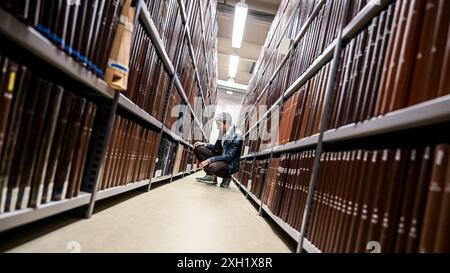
[193,112,243,188]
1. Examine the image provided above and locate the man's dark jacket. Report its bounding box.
[206,125,244,174]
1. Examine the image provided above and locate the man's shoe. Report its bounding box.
[220,178,232,188]
[196,175,217,185]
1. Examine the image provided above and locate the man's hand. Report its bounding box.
[199,159,211,168]
[194,142,206,148]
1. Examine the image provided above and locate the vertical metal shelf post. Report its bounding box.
[296,21,344,254]
[82,92,120,218]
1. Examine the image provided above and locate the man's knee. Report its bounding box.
[208,162,229,177]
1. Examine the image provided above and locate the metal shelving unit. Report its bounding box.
[233,177,320,253]
[0,192,91,233]
[261,204,300,243]
[242,0,326,124]
[236,0,427,254]
[243,0,388,136]
[176,0,208,112]
[96,180,150,201]
[151,174,173,184]
[243,94,450,158]
[0,8,116,100]
[139,1,207,141]
[0,0,217,232]
[303,238,322,254]
[323,94,450,143]
[174,76,208,140]
[139,2,175,75]
[172,172,184,179]
[118,94,163,129]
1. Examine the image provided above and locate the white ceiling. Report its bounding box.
[216,0,281,87]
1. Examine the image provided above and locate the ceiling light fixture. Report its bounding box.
[232,1,248,48]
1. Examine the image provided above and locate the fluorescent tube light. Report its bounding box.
[232,2,248,48]
[228,55,239,78]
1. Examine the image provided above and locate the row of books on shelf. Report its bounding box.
[187,0,203,67]
[237,142,450,253]
[1,0,216,129]
[99,115,159,191]
[202,0,218,91]
[127,21,170,121]
[242,0,450,149]
[252,0,314,107]
[90,112,199,191]
[0,50,201,217]
[245,0,364,107]
[154,137,198,177]
[0,54,97,213]
[147,0,185,66]
[248,0,300,101]
[1,0,126,78]
[330,0,450,128]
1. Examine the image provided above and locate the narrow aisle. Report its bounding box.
[4,173,292,253]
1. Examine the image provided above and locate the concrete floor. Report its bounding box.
[0,172,294,253]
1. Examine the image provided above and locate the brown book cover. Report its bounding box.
[345,150,370,252]
[437,19,450,97]
[365,149,393,251]
[344,32,367,125]
[330,48,348,129]
[394,148,422,252]
[379,149,408,253]
[29,85,64,207]
[79,0,100,63]
[335,151,360,252]
[52,96,86,201]
[99,0,124,70]
[332,152,355,252]
[108,118,125,189]
[54,0,70,48]
[100,116,116,190]
[407,0,450,106]
[313,64,330,133]
[325,151,347,252]
[119,122,132,185]
[387,0,426,113]
[67,101,96,198]
[110,119,125,188]
[17,80,53,210]
[366,4,396,119]
[65,1,79,52]
[88,0,106,61]
[433,150,450,252]
[405,146,434,252]
[308,152,326,246]
[354,150,380,252]
[418,144,449,253]
[375,0,410,116]
[74,102,96,196]
[320,152,341,251]
[41,91,74,204]
[5,76,41,210]
[306,72,323,136]
[0,65,30,213]
[360,13,386,121]
[335,40,356,128]
[0,59,18,164]
[91,0,112,66]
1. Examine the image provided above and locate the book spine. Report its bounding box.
[418,144,449,252]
